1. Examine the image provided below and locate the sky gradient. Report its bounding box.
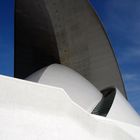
[90,0,140,113]
[0,0,140,113]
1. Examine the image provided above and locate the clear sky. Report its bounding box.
[0,0,140,114]
[0,0,14,76]
[90,0,140,114]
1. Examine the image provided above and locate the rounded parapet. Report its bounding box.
[26,64,102,112]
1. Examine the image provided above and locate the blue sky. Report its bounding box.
[90,0,140,113]
[0,0,140,113]
[0,0,14,76]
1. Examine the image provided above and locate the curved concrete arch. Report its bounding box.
[15,0,126,97]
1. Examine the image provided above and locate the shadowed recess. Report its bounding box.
[15,0,60,78]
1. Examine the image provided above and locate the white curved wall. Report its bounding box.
[1,75,140,140]
[26,64,102,112]
[107,89,140,126]
[26,64,140,126]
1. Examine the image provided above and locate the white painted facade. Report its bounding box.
[107,89,140,126]
[26,64,102,112]
[0,64,140,139]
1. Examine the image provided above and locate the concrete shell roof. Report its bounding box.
[15,0,126,97]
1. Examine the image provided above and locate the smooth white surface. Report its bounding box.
[0,75,140,140]
[26,64,102,112]
[107,89,140,126]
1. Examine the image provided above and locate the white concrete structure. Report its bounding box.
[26,64,140,126]
[1,0,139,138]
[0,75,140,140]
[107,89,140,126]
[26,64,102,112]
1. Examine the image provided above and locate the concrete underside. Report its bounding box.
[15,0,126,97]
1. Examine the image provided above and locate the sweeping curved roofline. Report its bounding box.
[14,0,126,97]
[89,2,127,98]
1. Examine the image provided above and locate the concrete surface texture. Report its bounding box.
[45,0,126,96]
[15,0,126,97]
